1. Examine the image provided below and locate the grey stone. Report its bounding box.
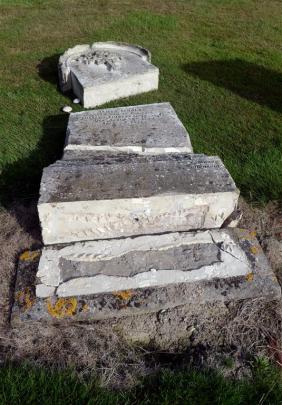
[11,229,281,322]
[38,154,239,244]
[59,243,219,280]
[65,103,192,155]
[36,229,252,297]
[58,42,159,108]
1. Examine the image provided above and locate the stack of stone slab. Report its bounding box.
[12,45,280,323]
[18,100,278,323]
[38,102,240,247]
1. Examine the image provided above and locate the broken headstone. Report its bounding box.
[58,42,159,108]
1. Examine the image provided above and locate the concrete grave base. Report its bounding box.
[11,229,280,324]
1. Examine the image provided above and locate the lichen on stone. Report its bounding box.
[113,290,134,301]
[46,297,77,319]
[245,272,254,282]
[249,246,259,255]
[19,250,40,262]
[15,287,35,311]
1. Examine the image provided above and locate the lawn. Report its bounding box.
[0,0,281,204]
[1,360,282,405]
[0,1,282,402]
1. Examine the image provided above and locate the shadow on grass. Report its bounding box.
[37,54,61,86]
[0,115,67,320]
[183,59,282,112]
[0,114,68,214]
[37,54,74,101]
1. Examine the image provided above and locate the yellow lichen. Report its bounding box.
[15,287,35,311]
[19,250,40,262]
[113,290,134,300]
[243,231,257,241]
[46,297,77,319]
[245,272,254,282]
[249,246,259,255]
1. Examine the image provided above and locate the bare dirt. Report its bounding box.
[0,197,281,387]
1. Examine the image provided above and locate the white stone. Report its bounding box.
[39,191,238,245]
[38,154,239,245]
[37,230,218,287]
[36,229,251,298]
[62,106,72,113]
[58,42,159,108]
[36,284,56,298]
[73,98,80,104]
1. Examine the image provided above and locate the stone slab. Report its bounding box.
[64,103,192,155]
[11,229,281,323]
[36,229,252,297]
[38,154,239,245]
[58,42,159,108]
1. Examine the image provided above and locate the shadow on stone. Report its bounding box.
[183,59,282,113]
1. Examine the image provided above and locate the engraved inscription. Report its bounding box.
[76,109,165,125]
[71,51,122,71]
[51,205,208,243]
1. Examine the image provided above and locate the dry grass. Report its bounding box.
[0,203,40,328]
[7,322,147,388]
[226,299,282,366]
[239,197,281,240]
[0,199,281,387]
[3,298,280,387]
[239,197,282,282]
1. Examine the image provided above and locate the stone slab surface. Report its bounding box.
[36,229,252,298]
[65,103,192,154]
[38,154,239,244]
[11,229,281,323]
[58,42,159,108]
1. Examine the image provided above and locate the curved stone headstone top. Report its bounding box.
[58,42,159,108]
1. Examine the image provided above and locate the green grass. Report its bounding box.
[1,360,282,404]
[0,0,281,204]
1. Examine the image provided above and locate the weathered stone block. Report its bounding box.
[11,229,281,323]
[38,154,239,245]
[36,229,252,298]
[58,42,159,108]
[65,103,192,155]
